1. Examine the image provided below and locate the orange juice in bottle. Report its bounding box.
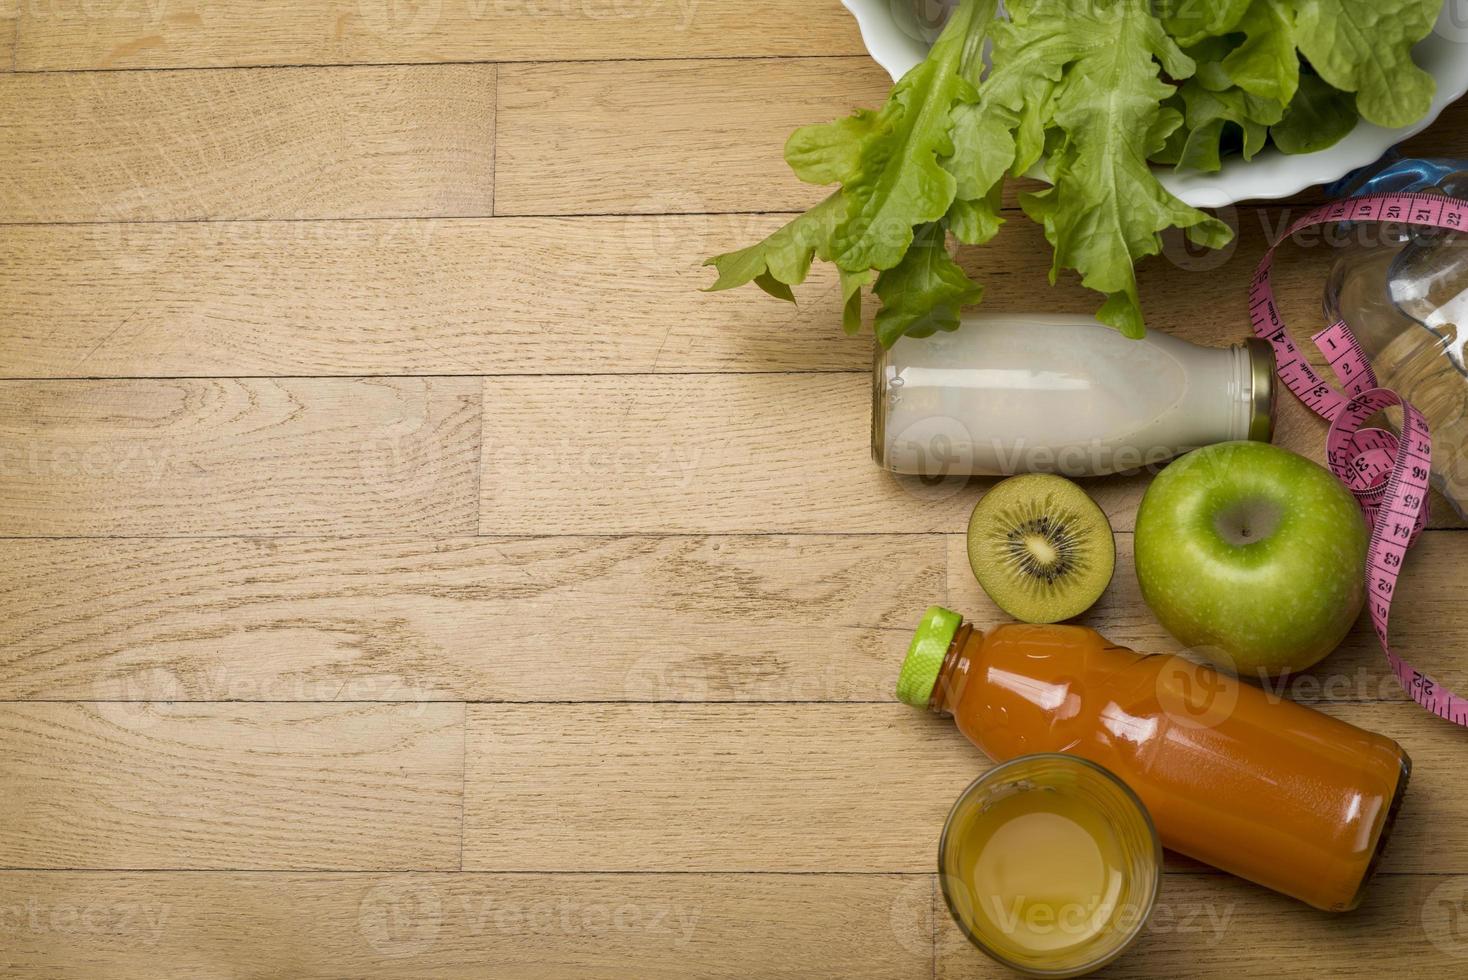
[900,607,1410,912]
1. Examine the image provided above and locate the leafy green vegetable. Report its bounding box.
[1293,0,1439,127]
[872,222,984,344]
[840,267,875,335]
[942,10,1073,246]
[1172,0,1440,127]
[1170,83,1277,172]
[1017,0,1230,337]
[1185,36,1246,92]
[1159,0,1253,46]
[1161,64,1286,172]
[1271,73,1359,154]
[1222,0,1299,104]
[703,192,847,300]
[785,0,996,272]
[705,0,997,327]
[703,0,1446,347]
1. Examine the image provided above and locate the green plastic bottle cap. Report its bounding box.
[896,605,963,708]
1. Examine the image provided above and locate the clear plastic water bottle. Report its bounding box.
[1322,158,1468,518]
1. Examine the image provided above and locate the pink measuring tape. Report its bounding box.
[1250,191,1463,724]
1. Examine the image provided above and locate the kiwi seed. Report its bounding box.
[967,473,1116,624]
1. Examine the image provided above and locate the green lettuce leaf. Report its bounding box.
[1171,80,1283,171]
[783,110,884,187]
[1159,0,1253,45]
[1149,94,1189,166]
[1222,0,1299,104]
[1292,0,1439,127]
[942,10,1073,245]
[702,192,846,300]
[783,0,997,273]
[1271,73,1358,153]
[840,267,876,334]
[1185,36,1245,91]
[1018,0,1232,337]
[1158,31,1287,172]
[1162,0,1437,128]
[872,223,985,345]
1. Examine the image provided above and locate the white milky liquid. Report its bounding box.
[875,315,1258,477]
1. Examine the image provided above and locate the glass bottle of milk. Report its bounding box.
[873,315,1275,477]
[1322,166,1468,520]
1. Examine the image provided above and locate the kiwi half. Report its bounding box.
[967,474,1115,624]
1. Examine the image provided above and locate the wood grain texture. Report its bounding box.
[0,871,930,979]
[0,703,464,870]
[0,378,481,536]
[478,372,1464,535]
[0,206,1359,378]
[464,703,981,872]
[10,871,1468,979]
[0,535,942,701]
[936,872,1468,978]
[0,215,862,377]
[494,58,892,216]
[4,2,1468,974]
[494,62,1468,216]
[464,701,1468,874]
[12,0,866,71]
[0,66,495,223]
[1,0,15,71]
[1356,701,1468,876]
[947,531,1468,704]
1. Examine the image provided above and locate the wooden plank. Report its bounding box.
[1351,700,1468,875]
[0,534,943,701]
[464,703,981,872]
[0,703,464,870]
[946,530,1468,704]
[494,58,892,216]
[463,701,1468,874]
[478,371,943,534]
[12,0,866,71]
[936,872,1468,978]
[478,371,1463,535]
[0,204,1346,378]
[0,66,495,223]
[0,142,1447,380]
[494,60,1468,216]
[5,870,1466,978]
[0,215,864,377]
[1,0,15,71]
[0,378,481,536]
[0,871,929,979]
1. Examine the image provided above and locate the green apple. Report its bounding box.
[1134,441,1368,678]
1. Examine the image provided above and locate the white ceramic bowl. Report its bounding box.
[841,0,1468,206]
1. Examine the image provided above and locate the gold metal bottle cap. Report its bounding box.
[1243,336,1277,443]
[871,340,889,466]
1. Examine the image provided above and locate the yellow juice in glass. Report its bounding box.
[939,755,1160,977]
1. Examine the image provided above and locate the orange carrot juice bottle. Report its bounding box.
[899,607,1411,912]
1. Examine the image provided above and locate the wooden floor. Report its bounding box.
[2,3,1467,977]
